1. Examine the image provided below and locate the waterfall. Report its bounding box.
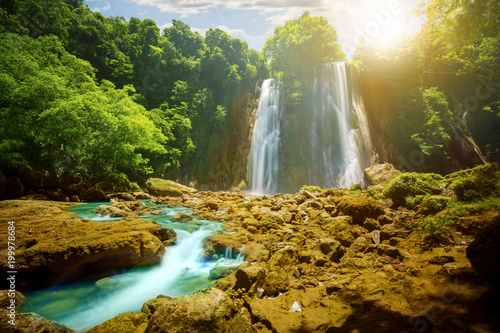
[248,79,282,195]
[309,62,372,188]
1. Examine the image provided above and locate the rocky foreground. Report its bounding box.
[1,164,500,332]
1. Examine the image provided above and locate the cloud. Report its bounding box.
[93,1,111,12]
[130,0,357,17]
[216,25,250,41]
[139,11,149,15]
[159,22,173,31]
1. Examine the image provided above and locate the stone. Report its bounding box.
[203,234,243,260]
[209,266,238,280]
[467,216,500,288]
[336,197,385,224]
[145,178,197,197]
[0,290,25,308]
[363,218,381,231]
[260,266,289,297]
[0,200,175,284]
[141,296,172,318]
[364,163,402,185]
[234,263,266,291]
[205,200,220,211]
[429,255,455,265]
[267,246,299,268]
[145,289,251,333]
[109,192,135,202]
[0,310,75,333]
[416,195,451,216]
[170,212,193,223]
[80,188,107,201]
[85,312,148,333]
[377,244,403,260]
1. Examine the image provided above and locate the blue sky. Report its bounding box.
[85,0,425,59]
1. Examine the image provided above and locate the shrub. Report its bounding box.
[383,172,444,206]
[418,216,453,237]
[447,164,500,201]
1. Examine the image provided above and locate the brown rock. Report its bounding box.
[0,290,25,308]
[336,197,385,224]
[141,296,173,318]
[170,212,193,223]
[145,178,197,197]
[84,312,148,333]
[0,200,175,285]
[0,309,75,333]
[234,262,266,291]
[364,163,402,185]
[145,289,251,333]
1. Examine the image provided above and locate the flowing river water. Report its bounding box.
[20,201,244,332]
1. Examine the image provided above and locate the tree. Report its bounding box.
[263,11,345,80]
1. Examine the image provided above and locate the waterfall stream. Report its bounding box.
[248,79,282,195]
[21,202,243,332]
[309,62,372,188]
[248,63,372,194]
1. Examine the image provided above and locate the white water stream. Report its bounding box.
[22,203,243,332]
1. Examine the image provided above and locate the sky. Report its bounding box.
[85,0,426,59]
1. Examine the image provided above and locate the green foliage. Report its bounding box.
[263,12,345,79]
[418,216,453,238]
[410,88,452,156]
[0,1,270,187]
[383,172,445,206]
[447,164,500,201]
[0,33,168,183]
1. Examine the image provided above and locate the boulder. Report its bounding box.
[141,296,172,318]
[109,192,135,202]
[0,200,175,285]
[209,266,238,280]
[467,216,500,288]
[80,188,107,202]
[234,263,266,291]
[364,163,402,185]
[170,212,193,223]
[85,312,148,333]
[336,197,385,224]
[0,290,25,308]
[203,234,243,260]
[145,178,197,197]
[0,310,75,333]
[416,195,451,216]
[145,289,251,333]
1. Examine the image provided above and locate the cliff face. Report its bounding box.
[185,92,258,191]
[359,72,486,175]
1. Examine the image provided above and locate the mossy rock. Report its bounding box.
[383,172,445,207]
[416,195,451,216]
[208,266,238,280]
[336,197,385,224]
[145,178,197,197]
[447,163,500,201]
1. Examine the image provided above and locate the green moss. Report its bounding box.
[418,216,453,238]
[383,172,445,206]
[446,163,500,202]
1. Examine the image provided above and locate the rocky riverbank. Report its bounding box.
[1,164,500,332]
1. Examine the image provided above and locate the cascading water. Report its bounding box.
[21,203,243,332]
[309,62,372,188]
[248,79,282,195]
